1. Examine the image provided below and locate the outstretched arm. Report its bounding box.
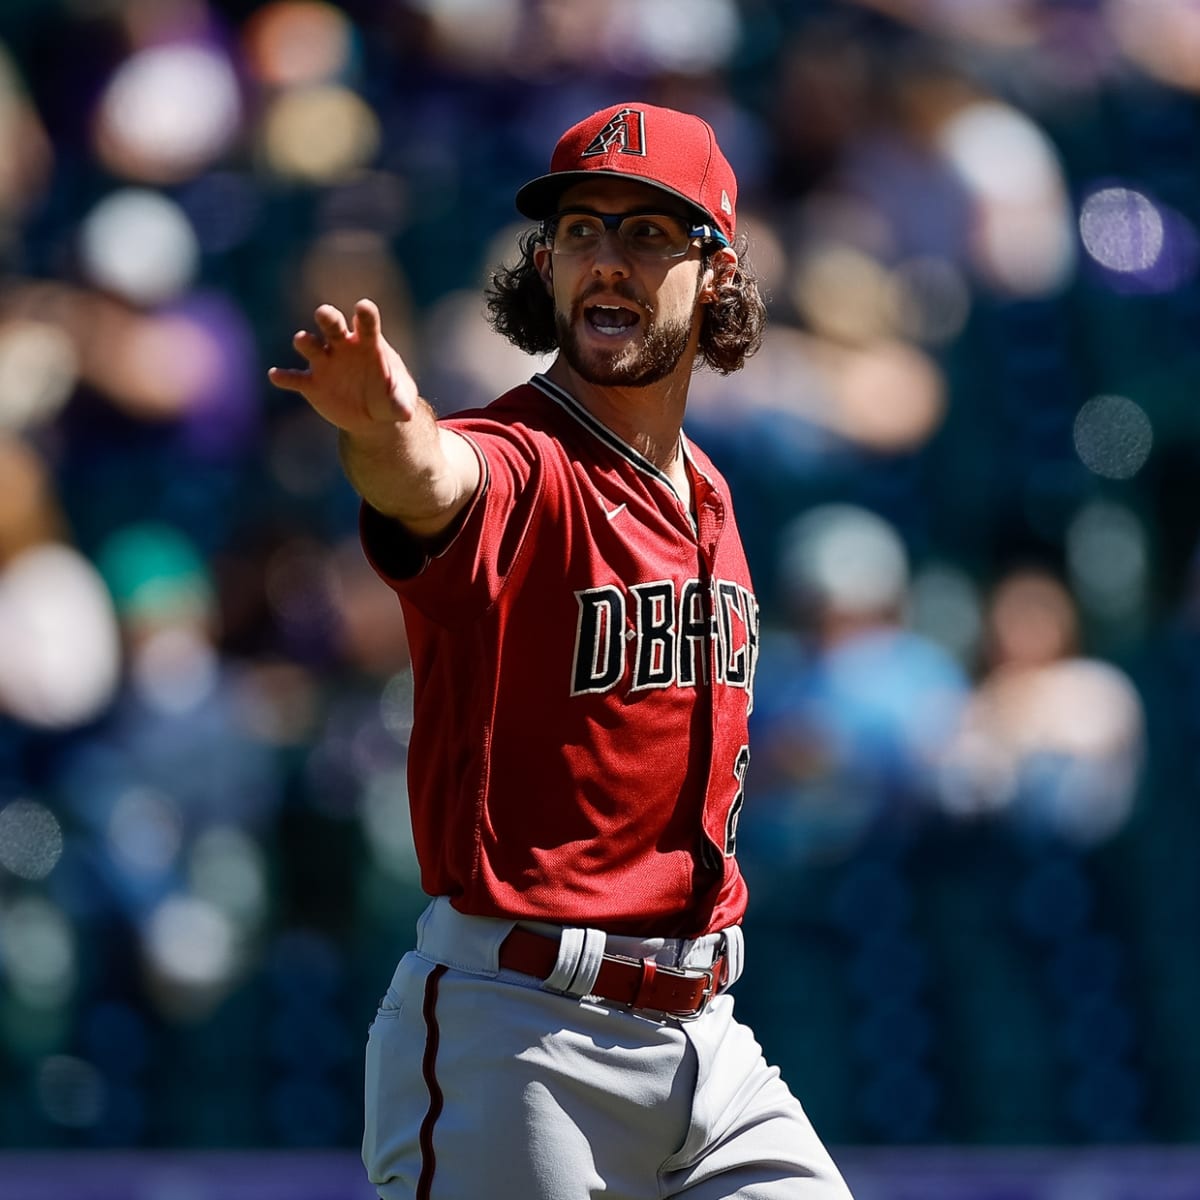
[268,298,480,540]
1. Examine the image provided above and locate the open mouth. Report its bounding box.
[584,304,640,336]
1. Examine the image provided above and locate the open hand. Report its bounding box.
[267,298,419,434]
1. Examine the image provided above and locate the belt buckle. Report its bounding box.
[663,957,722,1022]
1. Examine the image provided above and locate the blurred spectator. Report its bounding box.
[937,566,1146,845]
[743,504,970,868]
[0,435,121,729]
[50,521,282,1017]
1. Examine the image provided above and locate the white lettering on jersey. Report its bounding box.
[570,579,759,705]
[678,578,709,688]
[571,584,626,694]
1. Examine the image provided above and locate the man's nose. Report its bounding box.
[589,227,632,275]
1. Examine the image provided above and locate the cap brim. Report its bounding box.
[515,170,715,230]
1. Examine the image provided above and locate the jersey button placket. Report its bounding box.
[695,489,727,872]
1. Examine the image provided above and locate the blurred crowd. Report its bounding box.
[1,0,1200,1154]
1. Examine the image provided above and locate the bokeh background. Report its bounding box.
[2,0,1200,1195]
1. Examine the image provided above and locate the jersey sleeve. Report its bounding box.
[359,416,548,626]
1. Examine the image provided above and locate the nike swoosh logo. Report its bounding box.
[604,502,627,522]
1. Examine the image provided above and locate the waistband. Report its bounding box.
[413,897,745,1008]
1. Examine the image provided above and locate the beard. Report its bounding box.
[555,286,698,387]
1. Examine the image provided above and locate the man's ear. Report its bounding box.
[534,244,554,295]
[699,246,738,304]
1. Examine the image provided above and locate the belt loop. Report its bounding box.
[632,959,658,1009]
[542,927,584,992]
[544,927,606,997]
[570,928,606,997]
[721,926,745,990]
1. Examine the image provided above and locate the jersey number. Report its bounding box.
[725,744,750,856]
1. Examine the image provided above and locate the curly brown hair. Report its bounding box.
[484,229,767,376]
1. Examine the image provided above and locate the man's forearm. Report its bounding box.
[338,415,480,540]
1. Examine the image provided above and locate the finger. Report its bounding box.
[292,329,326,361]
[354,298,380,339]
[267,365,312,393]
[314,304,349,341]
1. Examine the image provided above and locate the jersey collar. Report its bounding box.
[530,372,685,497]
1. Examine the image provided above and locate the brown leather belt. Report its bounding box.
[498,927,726,1019]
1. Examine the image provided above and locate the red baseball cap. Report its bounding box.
[515,102,737,244]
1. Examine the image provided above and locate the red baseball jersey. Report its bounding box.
[361,374,760,937]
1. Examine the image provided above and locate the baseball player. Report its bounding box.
[269,102,855,1199]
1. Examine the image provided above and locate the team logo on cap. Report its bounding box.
[582,108,646,158]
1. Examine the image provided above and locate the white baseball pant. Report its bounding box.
[363,897,855,1199]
